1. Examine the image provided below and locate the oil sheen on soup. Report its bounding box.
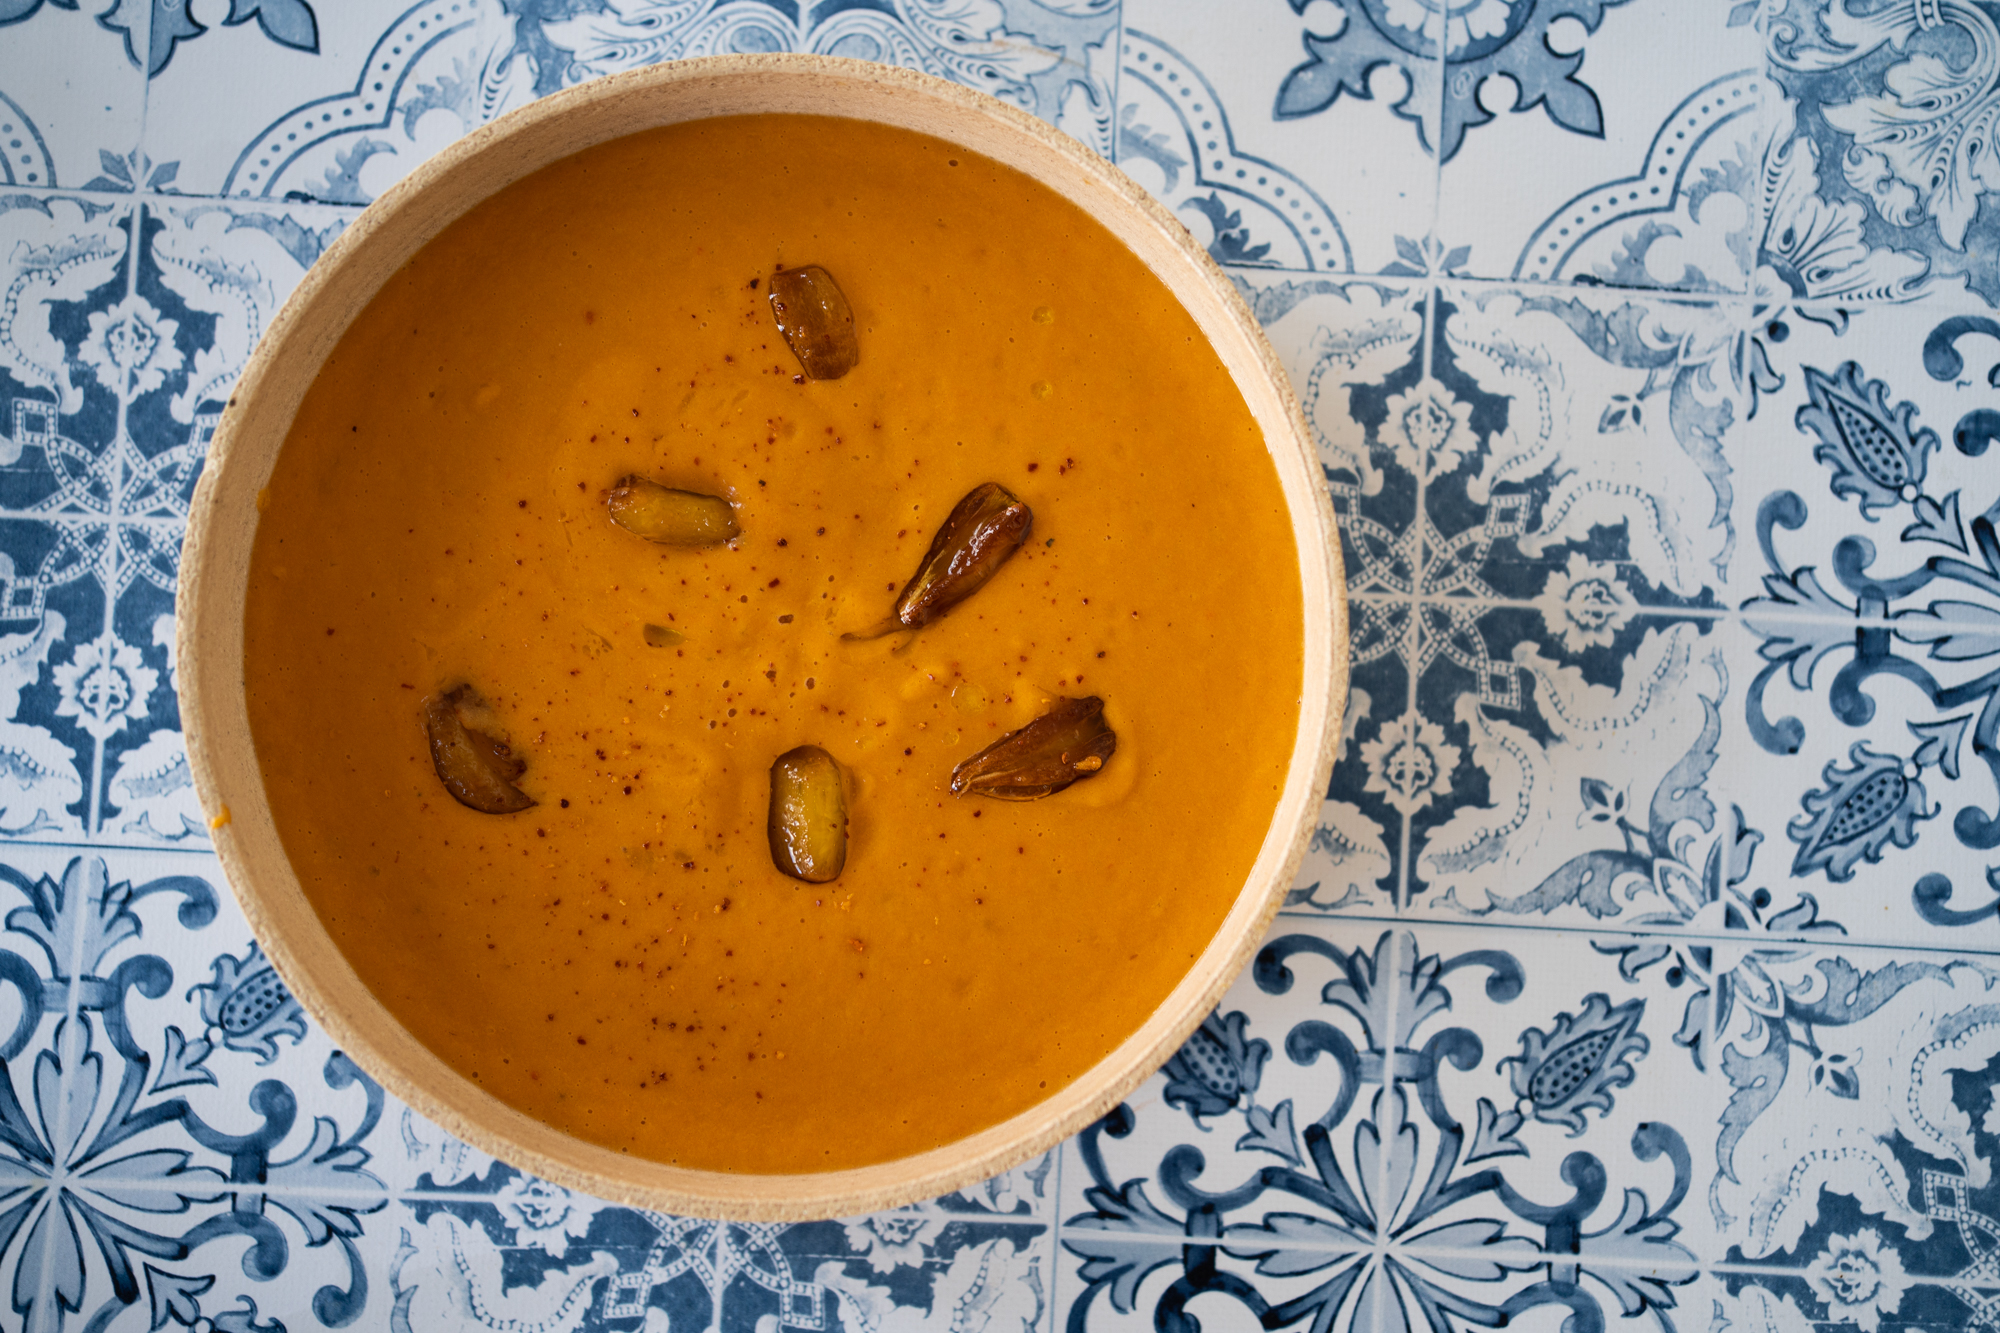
[244,115,1304,1174]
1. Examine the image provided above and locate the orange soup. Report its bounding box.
[244,114,1303,1173]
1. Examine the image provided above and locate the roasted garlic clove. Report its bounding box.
[642,623,685,647]
[768,745,847,882]
[424,685,536,813]
[768,265,859,381]
[950,695,1116,800]
[607,476,740,545]
[847,482,1032,639]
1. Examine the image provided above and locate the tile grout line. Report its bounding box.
[1107,2,1125,178]
[1048,1112,1066,1333]
[1426,0,1447,269]
[1269,905,1999,960]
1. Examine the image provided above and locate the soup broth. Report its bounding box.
[244,114,1303,1173]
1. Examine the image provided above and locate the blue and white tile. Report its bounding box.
[1419,286,1747,611]
[391,1183,717,1333]
[0,0,147,192]
[1728,297,2000,947]
[0,843,396,1333]
[1715,1269,2000,1333]
[388,1151,1057,1333]
[139,0,509,202]
[0,195,151,842]
[725,1207,1056,1333]
[1056,921,1720,1333]
[1760,0,2000,312]
[142,0,1118,204]
[1394,609,1742,925]
[1433,0,1769,290]
[1698,938,2000,1331]
[1117,1,1439,275]
[67,198,350,851]
[1237,273,1428,909]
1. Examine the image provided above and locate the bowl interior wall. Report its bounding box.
[178,57,1346,1220]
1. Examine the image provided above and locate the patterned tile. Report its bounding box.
[1730,296,2000,947]
[1243,277,1761,922]
[1434,0,1769,290]
[1760,0,2000,312]
[0,194,144,843]
[142,0,1119,203]
[1115,1,1439,274]
[0,844,396,1333]
[1238,272,1427,909]
[1401,610,1741,923]
[0,3,147,192]
[13,1,2000,1326]
[1055,920,1720,1333]
[1701,937,2000,1331]
[1714,1272,1994,1333]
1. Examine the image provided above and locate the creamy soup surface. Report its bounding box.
[245,114,1304,1173]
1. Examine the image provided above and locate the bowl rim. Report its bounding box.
[177,51,1349,1220]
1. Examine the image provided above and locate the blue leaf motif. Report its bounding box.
[1576,1191,1696,1313]
[1063,1180,1184,1313]
[1465,1098,1527,1163]
[226,0,318,51]
[1235,1100,1302,1163]
[144,1265,214,1329]
[1221,1213,1368,1277]
[1400,1220,1542,1278]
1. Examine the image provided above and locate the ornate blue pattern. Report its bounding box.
[1274,0,1637,162]
[3,0,2000,1327]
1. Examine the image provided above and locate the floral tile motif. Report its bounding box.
[1759,0,2000,312]
[142,0,1119,202]
[0,2,147,192]
[0,196,341,851]
[1434,1,1770,289]
[0,845,399,1333]
[1731,297,2000,945]
[1057,921,1720,1333]
[1243,275,1761,918]
[1703,939,2000,1333]
[1116,0,1438,274]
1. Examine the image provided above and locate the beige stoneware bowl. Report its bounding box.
[177,54,1349,1220]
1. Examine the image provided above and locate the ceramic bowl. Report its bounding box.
[176,53,1348,1220]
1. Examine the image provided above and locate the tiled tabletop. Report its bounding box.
[3,1,1998,1329]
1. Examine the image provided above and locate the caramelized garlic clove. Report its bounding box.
[424,685,536,813]
[607,476,740,545]
[846,483,1032,640]
[950,695,1116,800]
[768,265,859,381]
[768,745,848,882]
